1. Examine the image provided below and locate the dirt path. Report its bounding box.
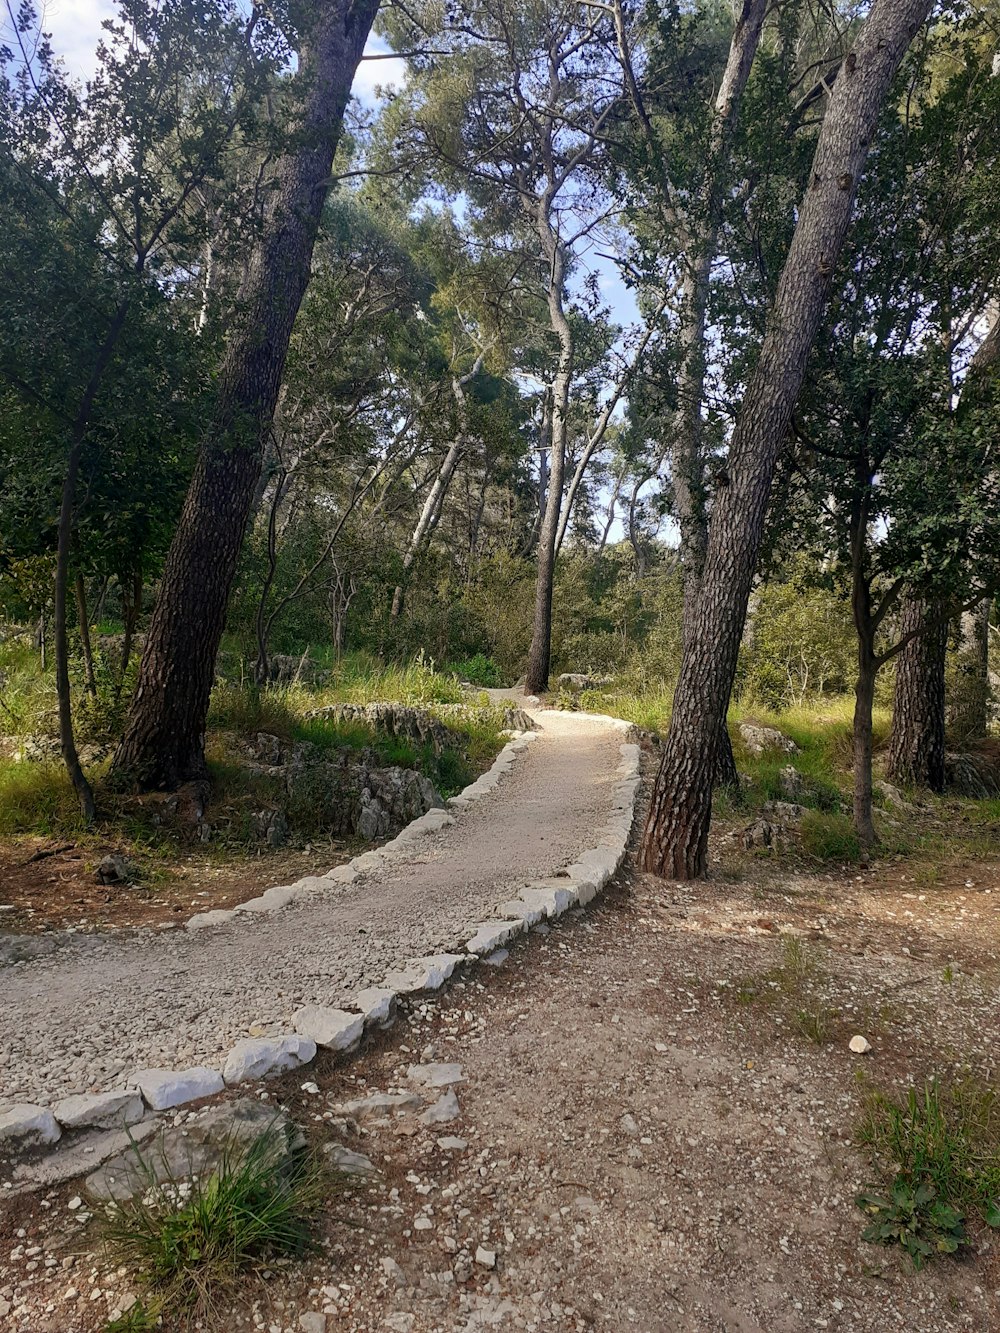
[0,708,624,1107]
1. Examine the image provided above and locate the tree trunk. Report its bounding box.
[853,642,878,848]
[950,599,992,743]
[525,244,573,695]
[640,0,932,879]
[716,725,739,791]
[55,438,95,823]
[74,573,97,697]
[117,566,142,702]
[888,595,947,791]
[113,0,379,789]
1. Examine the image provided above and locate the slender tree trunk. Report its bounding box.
[853,641,878,848]
[74,573,97,697]
[640,0,932,879]
[525,244,573,695]
[391,435,464,619]
[113,0,379,789]
[888,595,947,791]
[55,437,95,823]
[116,566,142,702]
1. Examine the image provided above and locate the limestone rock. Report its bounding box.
[223,1035,316,1085]
[292,1005,364,1052]
[128,1066,224,1111]
[85,1098,300,1201]
[738,722,799,756]
[475,1246,497,1268]
[407,1062,465,1089]
[53,1090,144,1132]
[96,853,135,885]
[419,1089,461,1126]
[849,1034,872,1054]
[335,1092,421,1120]
[466,919,526,955]
[0,1103,61,1152]
[324,1142,376,1174]
[353,987,396,1025]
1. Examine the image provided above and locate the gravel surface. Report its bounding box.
[0,708,622,1107]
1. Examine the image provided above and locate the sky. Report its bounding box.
[44,0,637,324]
[42,0,645,535]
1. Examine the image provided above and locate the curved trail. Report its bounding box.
[0,708,624,1107]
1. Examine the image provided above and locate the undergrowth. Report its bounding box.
[855,1076,1000,1268]
[100,1124,333,1323]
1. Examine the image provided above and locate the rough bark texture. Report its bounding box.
[113,0,379,789]
[950,599,993,742]
[888,596,947,791]
[641,0,932,879]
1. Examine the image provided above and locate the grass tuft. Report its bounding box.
[101,1123,332,1317]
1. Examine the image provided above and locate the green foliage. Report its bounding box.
[798,811,861,863]
[100,1124,331,1313]
[857,1178,967,1270]
[450,653,505,687]
[0,761,84,835]
[857,1077,1000,1219]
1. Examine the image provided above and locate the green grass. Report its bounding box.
[799,810,862,862]
[857,1076,1000,1215]
[0,760,88,835]
[856,1075,1000,1266]
[101,1123,333,1318]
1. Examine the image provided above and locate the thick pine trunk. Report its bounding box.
[950,599,992,742]
[888,595,947,791]
[640,0,932,879]
[113,0,378,789]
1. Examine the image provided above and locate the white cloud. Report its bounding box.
[42,0,116,80]
[41,2,405,101]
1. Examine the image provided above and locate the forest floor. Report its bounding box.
[2,744,1000,1332]
[0,840,352,933]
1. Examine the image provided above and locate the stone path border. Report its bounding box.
[1,721,640,1178]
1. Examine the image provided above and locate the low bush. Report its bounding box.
[450,652,505,687]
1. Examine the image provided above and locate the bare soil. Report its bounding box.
[0,838,352,933]
[3,783,999,1332]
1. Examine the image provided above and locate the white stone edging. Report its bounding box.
[1,725,641,1169]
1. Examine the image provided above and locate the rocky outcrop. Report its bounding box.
[308,703,461,755]
[241,732,444,843]
[738,722,800,756]
[945,750,1000,798]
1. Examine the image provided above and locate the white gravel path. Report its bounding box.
[0,708,624,1107]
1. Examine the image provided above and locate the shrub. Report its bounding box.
[450,653,505,688]
[799,810,861,862]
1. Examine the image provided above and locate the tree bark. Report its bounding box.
[113,0,379,789]
[55,436,95,824]
[853,639,878,848]
[950,599,993,742]
[640,0,932,879]
[74,573,97,698]
[888,595,947,791]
